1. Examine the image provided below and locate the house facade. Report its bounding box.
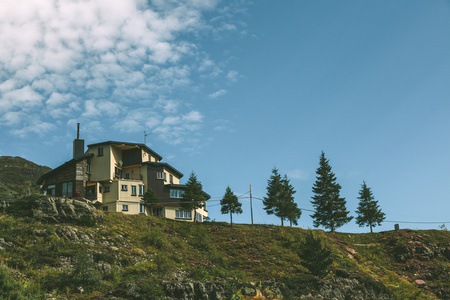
[37,129,209,222]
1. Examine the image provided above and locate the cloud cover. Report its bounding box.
[0,0,240,144]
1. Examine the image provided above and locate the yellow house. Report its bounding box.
[37,135,209,222]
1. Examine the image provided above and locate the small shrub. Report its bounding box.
[78,214,96,227]
[297,231,333,278]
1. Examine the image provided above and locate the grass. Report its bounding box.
[0,211,448,299]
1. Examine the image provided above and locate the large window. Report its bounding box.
[122,205,128,211]
[121,185,128,191]
[175,210,192,219]
[138,185,144,196]
[139,204,145,214]
[98,147,103,156]
[170,189,184,198]
[131,185,137,196]
[62,181,73,198]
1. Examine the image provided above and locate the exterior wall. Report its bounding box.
[122,165,142,181]
[117,201,142,215]
[164,206,207,222]
[88,145,112,181]
[111,146,122,178]
[117,179,144,202]
[102,181,119,204]
[163,168,180,184]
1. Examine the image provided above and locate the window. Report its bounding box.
[122,205,128,211]
[139,204,145,214]
[47,185,56,196]
[121,185,128,191]
[169,174,173,184]
[99,186,102,193]
[98,147,103,156]
[115,167,123,178]
[170,189,184,198]
[138,185,144,196]
[86,164,91,174]
[154,207,163,217]
[62,181,73,198]
[131,185,137,196]
[125,173,130,179]
[195,212,203,222]
[103,186,110,193]
[175,210,192,219]
[102,206,108,211]
[156,171,166,180]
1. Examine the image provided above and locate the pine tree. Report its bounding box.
[355,181,385,233]
[263,168,300,227]
[181,172,208,222]
[298,231,333,278]
[263,167,283,219]
[281,175,301,227]
[141,187,159,216]
[220,186,243,226]
[311,152,352,232]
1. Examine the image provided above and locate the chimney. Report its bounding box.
[73,123,85,159]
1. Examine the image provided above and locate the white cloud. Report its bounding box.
[0,0,248,152]
[208,89,227,99]
[226,70,240,83]
[287,169,310,181]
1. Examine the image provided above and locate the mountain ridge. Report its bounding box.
[0,156,51,197]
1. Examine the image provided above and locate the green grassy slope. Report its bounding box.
[0,211,448,299]
[0,156,51,197]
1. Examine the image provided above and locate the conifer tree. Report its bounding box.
[355,181,385,233]
[141,187,159,216]
[181,172,208,222]
[298,231,333,277]
[263,168,300,227]
[281,175,301,227]
[220,186,243,226]
[311,152,352,232]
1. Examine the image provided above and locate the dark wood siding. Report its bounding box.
[146,165,170,202]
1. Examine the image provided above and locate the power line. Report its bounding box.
[384,220,450,224]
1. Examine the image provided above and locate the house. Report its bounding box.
[36,125,209,222]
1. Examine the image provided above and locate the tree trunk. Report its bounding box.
[230,212,233,227]
[370,224,373,233]
[281,218,284,227]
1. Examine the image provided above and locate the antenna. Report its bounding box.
[144,130,152,144]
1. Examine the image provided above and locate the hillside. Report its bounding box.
[0,156,51,198]
[0,198,449,299]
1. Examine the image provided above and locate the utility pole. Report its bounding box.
[250,184,253,225]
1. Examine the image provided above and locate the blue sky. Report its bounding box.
[1,0,450,233]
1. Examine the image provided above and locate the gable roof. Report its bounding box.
[144,161,183,178]
[87,141,163,161]
[36,153,93,185]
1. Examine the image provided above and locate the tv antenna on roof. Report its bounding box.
[144,130,152,145]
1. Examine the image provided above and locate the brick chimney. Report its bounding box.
[73,123,85,159]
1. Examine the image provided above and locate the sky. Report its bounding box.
[1,0,450,233]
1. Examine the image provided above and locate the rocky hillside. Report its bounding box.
[0,197,449,299]
[0,156,51,198]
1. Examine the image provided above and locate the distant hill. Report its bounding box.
[0,156,51,198]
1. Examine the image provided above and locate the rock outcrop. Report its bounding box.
[5,197,97,225]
